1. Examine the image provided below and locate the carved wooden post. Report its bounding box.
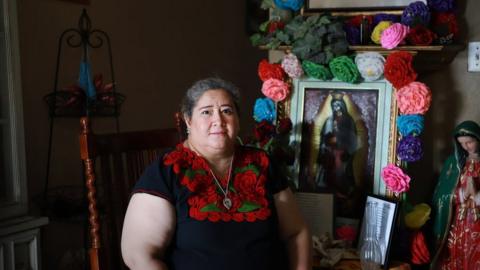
[79,117,102,270]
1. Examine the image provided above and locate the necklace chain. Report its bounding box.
[209,156,234,210]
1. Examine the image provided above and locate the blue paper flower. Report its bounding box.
[274,0,304,11]
[397,115,424,136]
[401,1,431,27]
[253,98,276,123]
[397,135,423,162]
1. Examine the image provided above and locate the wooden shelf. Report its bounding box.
[261,44,466,73]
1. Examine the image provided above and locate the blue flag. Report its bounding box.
[78,60,96,99]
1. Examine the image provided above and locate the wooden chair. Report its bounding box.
[79,115,184,270]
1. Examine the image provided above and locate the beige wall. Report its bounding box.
[17,0,265,267]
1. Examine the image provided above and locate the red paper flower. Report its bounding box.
[407,25,437,46]
[410,231,430,265]
[384,51,417,89]
[268,20,285,33]
[253,120,275,145]
[346,15,373,27]
[258,59,285,81]
[336,225,357,242]
[432,12,458,36]
[277,118,293,135]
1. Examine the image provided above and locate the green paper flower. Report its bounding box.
[328,56,361,83]
[302,60,332,80]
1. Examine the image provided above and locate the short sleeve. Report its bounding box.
[266,154,289,194]
[132,157,176,203]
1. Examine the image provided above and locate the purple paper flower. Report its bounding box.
[427,0,455,12]
[373,14,400,28]
[344,25,361,45]
[401,1,431,27]
[397,135,423,162]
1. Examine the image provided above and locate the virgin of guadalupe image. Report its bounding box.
[307,92,369,218]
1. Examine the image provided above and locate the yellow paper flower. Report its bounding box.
[371,21,392,44]
[405,203,431,229]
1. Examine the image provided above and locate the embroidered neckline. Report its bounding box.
[163,144,271,222]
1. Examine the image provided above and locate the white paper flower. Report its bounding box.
[281,53,303,79]
[355,52,385,81]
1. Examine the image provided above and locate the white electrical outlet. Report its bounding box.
[468,42,480,72]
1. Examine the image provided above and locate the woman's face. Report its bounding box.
[185,89,240,153]
[457,136,479,155]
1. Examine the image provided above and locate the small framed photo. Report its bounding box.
[357,194,399,269]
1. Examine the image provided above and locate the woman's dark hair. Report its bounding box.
[180,77,241,118]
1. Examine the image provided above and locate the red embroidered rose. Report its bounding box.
[407,25,437,46]
[258,59,285,82]
[164,145,272,222]
[384,51,417,89]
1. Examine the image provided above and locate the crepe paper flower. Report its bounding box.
[397,114,424,136]
[427,0,455,12]
[431,12,458,44]
[380,23,410,50]
[371,21,392,44]
[396,81,432,115]
[253,98,276,123]
[345,15,373,27]
[268,20,286,34]
[258,59,285,82]
[302,60,333,81]
[401,1,431,27]
[405,203,431,229]
[261,78,290,102]
[344,25,361,45]
[253,120,275,146]
[336,225,357,242]
[274,0,304,11]
[329,56,361,84]
[381,164,411,193]
[372,14,400,28]
[355,52,385,82]
[397,135,423,162]
[407,25,437,46]
[410,231,431,265]
[277,117,293,135]
[384,51,417,89]
[281,53,304,79]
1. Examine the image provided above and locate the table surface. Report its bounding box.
[313,259,411,270]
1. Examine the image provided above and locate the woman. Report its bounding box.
[121,78,311,270]
[432,120,480,269]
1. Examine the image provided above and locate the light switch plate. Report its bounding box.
[468,42,480,72]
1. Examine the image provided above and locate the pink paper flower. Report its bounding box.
[281,53,304,79]
[396,81,432,115]
[380,23,410,49]
[381,164,411,193]
[261,78,290,102]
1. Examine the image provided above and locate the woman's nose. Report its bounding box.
[212,111,225,125]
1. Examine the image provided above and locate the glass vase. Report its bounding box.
[360,201,382,270]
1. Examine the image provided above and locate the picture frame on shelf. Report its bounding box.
[357,194,400,269]
[304,0,426,12]
[289,79,397,228]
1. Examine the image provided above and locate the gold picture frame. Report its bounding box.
[289,79,398,222]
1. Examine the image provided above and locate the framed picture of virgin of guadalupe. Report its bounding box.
[289,79,398,231]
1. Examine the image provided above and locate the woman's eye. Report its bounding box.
[200,110,211,115]
[222,108,234,115]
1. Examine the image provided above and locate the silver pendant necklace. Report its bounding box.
[209,156,234,210]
